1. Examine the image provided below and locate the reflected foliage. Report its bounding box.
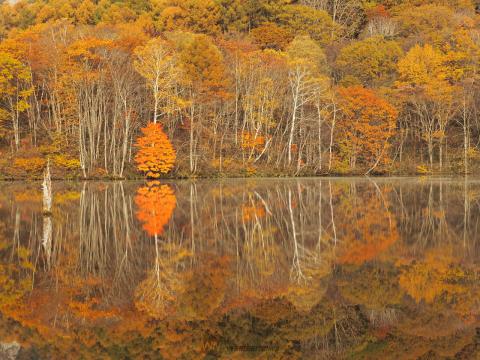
[134,181,176,236]
[0,179,479,358]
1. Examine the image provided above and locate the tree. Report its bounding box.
[175,33,228,98]
[134,122,176,178]
[278,4,339,46]
[0,0,479,178]
[75,0,96,25]
[364,4,398,38]
[250,22,293,50]
[393,4,469,46]
[172,32,229,173]
[286,35,328,168]
[181,0,221,35]
[216,0,249,32]
[396,44,457,169]
[134,38,177,124]
[336,86,397,172]
[59,32,145,178]
[99,3,137,24]
[444,29,480,174]
[242,0,290,28]
[157,0,221,35]
[232,47,286,166]
[301,0,364,38]
[336,36,403,87]
[0,50,32,150]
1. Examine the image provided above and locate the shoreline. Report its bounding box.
[0,173,476,182]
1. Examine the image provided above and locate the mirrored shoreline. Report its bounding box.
[0,177,479,359]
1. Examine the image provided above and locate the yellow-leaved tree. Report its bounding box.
[0,50,33,150]
[134,122,176,178]
[133,38,177,124]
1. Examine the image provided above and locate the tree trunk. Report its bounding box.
[189,104,195,174]
[328,103,337,172]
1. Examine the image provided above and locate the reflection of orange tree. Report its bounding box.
[135,182,176,237]
[134,182,180,318]
[336,186,398,265]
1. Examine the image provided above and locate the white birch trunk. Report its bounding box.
[43,160,52,213]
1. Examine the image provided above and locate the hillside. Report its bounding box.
[0,0,479,178]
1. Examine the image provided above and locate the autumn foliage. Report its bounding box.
[241,133,266,152]
[336,86,397,171]
[134,123,176,178]
[135,182,176,236]
[0,0,479,177]
[336,187,399,265]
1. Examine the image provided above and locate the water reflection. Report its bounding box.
[0,178,479,359]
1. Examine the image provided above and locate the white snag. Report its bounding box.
[42,159,52,213]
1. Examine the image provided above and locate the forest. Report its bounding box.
[1,0,480,178]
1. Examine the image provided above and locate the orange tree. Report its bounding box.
[134,122,176,178]
[336,86,397,173]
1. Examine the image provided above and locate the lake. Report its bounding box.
[0,177,479,359]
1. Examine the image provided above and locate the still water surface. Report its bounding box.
[0,177,479,359]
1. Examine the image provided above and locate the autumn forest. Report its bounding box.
[3,1,480,358]
[1,0,480,178]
